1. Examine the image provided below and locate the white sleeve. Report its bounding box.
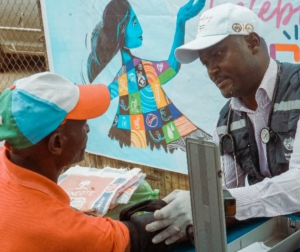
[229,118,300,220]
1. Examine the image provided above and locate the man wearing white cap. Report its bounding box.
[146,3,300,245]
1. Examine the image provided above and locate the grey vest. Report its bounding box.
[216,62,300,185]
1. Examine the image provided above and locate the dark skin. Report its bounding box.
[8,120,90,183]
[198,33,270,111]
[144,33,271,244]
[198,33,270,226]
[7,119,131,252]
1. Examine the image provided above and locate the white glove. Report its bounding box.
[145,190,192,245]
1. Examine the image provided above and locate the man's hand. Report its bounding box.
[120,199,169,252]
[122,213,168,252]
[145,190,192,245]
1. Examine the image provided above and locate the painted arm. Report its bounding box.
[168,0,206,71]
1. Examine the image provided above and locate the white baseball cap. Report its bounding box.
[175,3,264,64]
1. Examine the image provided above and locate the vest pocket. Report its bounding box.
[271,113,297,164]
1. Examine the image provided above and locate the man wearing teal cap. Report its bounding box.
[0,72,168,252]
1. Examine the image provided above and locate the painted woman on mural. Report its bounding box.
[87,0,210,153]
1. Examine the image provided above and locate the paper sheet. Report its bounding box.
[238,242,270,252]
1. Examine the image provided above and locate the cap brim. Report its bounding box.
[175,34,229,64]
[66,84,110,120]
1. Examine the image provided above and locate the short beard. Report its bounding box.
[222,85,235,98]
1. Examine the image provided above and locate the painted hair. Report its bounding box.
[87,0,131,82]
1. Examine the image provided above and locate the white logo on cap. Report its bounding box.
[232,23,242,33]
[0,115,2,125]
[245,23,254,33]
[232,23,255,34]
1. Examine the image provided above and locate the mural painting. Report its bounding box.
[41,0,300,172]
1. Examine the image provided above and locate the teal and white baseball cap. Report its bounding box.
[0,72,110,149]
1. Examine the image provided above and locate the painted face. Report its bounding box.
[124,7,143,49]
[61,120,90,165]
[198,35,258,100]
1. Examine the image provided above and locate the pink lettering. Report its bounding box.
[258,2,273,22]
[281,4,300,26]
[208,0,300,28]
[209,0,256,9]
[237,0,256,9]
[200,15,213,22]
[258,0,300,28]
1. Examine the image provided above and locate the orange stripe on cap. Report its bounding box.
[66,84,110,120]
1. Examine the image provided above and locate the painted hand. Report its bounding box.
[145,190,193,245]
[177,0,206,24]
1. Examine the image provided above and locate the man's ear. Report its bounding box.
[245,32,260,54]
[48,132,64,156]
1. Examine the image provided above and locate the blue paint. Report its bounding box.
[283,30,291,40]
[124,7,143,49]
